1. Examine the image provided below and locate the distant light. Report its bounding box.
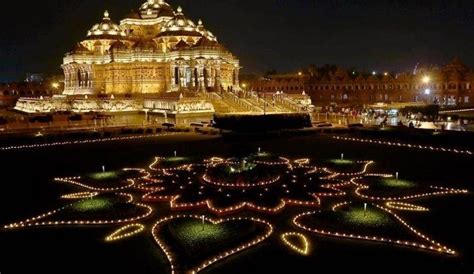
[372,71,377,76]
[352,71,356,75]
[384,72,388,76]
[52,82,60,89]
[424,88,431,95]
[422,76,431,84]
[298,72,303,76]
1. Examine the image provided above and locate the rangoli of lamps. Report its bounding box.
[152,215,273,274]
[2,152,471,274]
[142,156,342,215]
[281,232,310,255]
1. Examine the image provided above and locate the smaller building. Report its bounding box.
[251,58,474,107]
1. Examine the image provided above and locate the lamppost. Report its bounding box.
[422,76,431,103]
[241,83,247,97]
[51,82,60,95]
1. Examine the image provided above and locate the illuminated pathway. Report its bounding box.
[333,136,473,155]
[0,133,176,152]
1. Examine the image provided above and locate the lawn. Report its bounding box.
[0,133,472,274]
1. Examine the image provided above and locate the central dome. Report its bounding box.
[139,0,175,19]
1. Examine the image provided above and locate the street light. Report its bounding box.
[298,72,303,76]
[51,82,60,94]
[421,76,432,103]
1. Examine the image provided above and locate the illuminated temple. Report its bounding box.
[62,4,239,95]
[15,0,311,114]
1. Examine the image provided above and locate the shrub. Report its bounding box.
[213,113,311,133]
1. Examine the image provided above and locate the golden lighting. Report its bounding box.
[144,155,321,215]
[281,232,310,255]
[385,202,429,212]
[422,76,431,84]
[152,215,273,274]
[333,136,472,155]
[0,133,175,152]
[3,193,153,229]
[61,192,99,200]
[293,202,458,255]
[105,223,145,242]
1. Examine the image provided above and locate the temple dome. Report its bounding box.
[87,11,127,39]
[139,0,175,19]
[196,20,217,41]
[158,7,202,37]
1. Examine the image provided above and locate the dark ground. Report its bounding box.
[0,133,472,274]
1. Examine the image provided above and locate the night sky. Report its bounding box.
[1,0,474,82]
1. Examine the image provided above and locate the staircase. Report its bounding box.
[200,91,310,114]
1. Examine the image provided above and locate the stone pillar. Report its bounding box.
[72,68,78,90]
[190,66,195,89]
[179,66,186,88]
[80,71,86,89]
[87,71,92,88]
[209,67,215,87]
[198,66,205,92]
[64,71,70,89]
[204,67,209,89]
[171,64,178,90]
[215,65,222,93]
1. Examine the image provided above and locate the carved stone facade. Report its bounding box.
[62,1,240,95]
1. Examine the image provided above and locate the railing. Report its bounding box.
[222,92,255,112]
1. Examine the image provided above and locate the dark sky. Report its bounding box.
[1,0,474,81]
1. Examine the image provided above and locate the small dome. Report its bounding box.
[196,20,217,41]
[158,7,202,37]
[139,0,175,19]
[87,11,127,39]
